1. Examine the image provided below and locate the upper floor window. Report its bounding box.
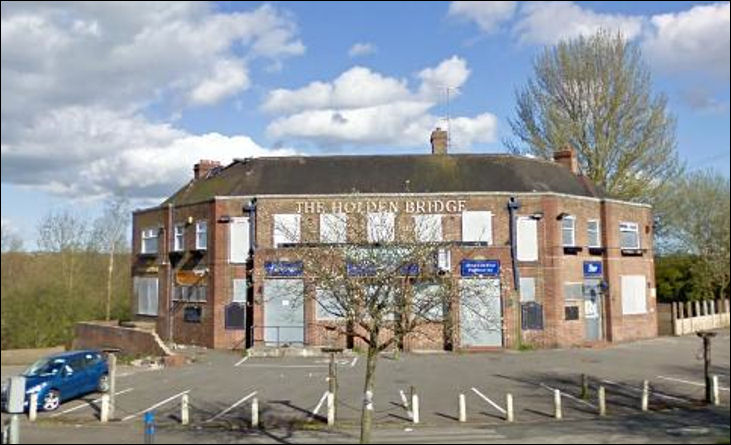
[517,216,538,261]
[195,221,208,250]
[173,224,185,252]
[587,219,601,248]
[273,214,301,247]
[320,213,347,244]
[561,216,576,246]
[619,222,640,249]
[414,214,442,242]
[462,210,492,243]
[229,217,250,263]
[367,212,395,243]
[141,228,158,254]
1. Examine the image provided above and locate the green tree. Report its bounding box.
[508,30,681,205]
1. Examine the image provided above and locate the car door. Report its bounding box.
[60,356,89,400]
[83,353,104,391]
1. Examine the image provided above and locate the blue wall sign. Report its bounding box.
[265,261,303,277]
[460,259,500,277]
[583,261,603,277]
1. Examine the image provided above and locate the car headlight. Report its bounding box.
[26,383,46,394]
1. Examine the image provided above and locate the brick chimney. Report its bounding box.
[553,146,579,174]
[430,127,448,155]
[193,160,221,180]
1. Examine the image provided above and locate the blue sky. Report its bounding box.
[1,1,729,248]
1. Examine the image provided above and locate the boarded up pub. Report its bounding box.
[132,128,656,351]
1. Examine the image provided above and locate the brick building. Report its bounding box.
[131,129,656,351]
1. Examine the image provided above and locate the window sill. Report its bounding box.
[563,246,583,255]
[138,252,157,258]
[588,247,605,255]
[620,248,645,256]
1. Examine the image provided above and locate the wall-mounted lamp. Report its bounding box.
[186,216,194,225]
[556,212,570,220]
[529,212,544,220]
[218,215,232,223]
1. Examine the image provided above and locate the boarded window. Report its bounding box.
[320,213,347,243]
[565,306,580,320]
[517,217,538,261]
[561,216,575,246]
[195,221,207,250]
[621,275,647,314]
[229,217,250,263]
[184,306,202,323]
[437,248,451,272]
[587,219,601,247]
[462,211,492,243]
[564,282,583,301]
[232,279,247,303]
[619,222,640,249]
[519,277,536,302]
[225,303,246,330]
[273,214,301,246]
[367,212,395,243]
[134,277,158,316]
[521,302,543,330]
[413,214,442,242]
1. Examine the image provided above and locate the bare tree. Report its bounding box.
[269,210,499,443]
[508,30,681,205]
[37,209,88,295]
[1,219,23,253]
[90,197,131,320]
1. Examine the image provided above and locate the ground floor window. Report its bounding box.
[134,277,158,316]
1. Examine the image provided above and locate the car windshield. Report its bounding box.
[23,357,66,377]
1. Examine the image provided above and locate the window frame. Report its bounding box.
[561,215,576,247]
[134,276,159,316]
[619,221,640,249]
[195,220,208,250]
[587,219,601,248]
[173,223,185,252]
[140,228,159,254]
[232,278,247,303]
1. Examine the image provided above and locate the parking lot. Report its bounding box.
[2,330,729,443]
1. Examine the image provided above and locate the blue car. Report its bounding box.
[2,350,109,412]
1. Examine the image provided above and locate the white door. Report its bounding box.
[460,279,503,347]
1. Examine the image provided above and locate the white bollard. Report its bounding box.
[554,389,562,420]
[180,393,189,425]
[598,386,606,416]
[251,397,259,428]
[411,394,420,424]
[712,375,720,406]
[641,380,649,412]
[327,392,335,426]
[506,393,514,422]
[28,393,38,422]
[458,393,466,423]
[100,394,110,423]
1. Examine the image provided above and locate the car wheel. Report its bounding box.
[98,374,110,393]
[42,390,61,411]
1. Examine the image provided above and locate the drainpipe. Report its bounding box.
[243,198,257,348]
[507,197,522,348]
[166,203,174,344]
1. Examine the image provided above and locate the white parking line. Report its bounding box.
[350,357,358,367]
[470,387,506,415]
[309,391,329,420]
[234,356,249,367]
[205,390,257,423]
[237,364,327,369]
[657,376,730,392]
[51,388,134,417]
[539,383,596,409]
[601,379,688,402]
[122,389,191,422]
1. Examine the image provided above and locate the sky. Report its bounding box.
[1,1,729,248]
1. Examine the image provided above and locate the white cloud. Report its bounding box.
[643,2,730,80]
[448,1,517,33]
[264,57,496,149]
[1,2,305,200]
[514,1,643,45]
[348,42,377,58]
